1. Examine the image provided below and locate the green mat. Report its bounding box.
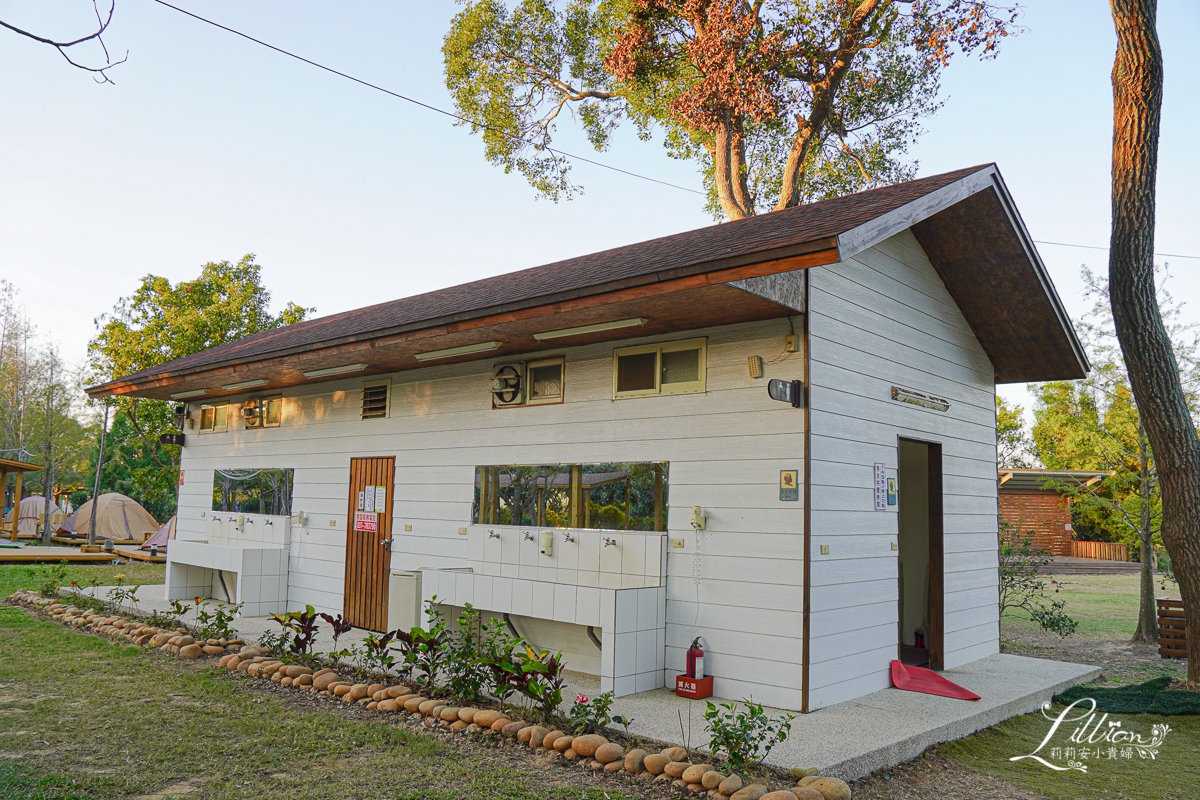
[1054,676,1200,715]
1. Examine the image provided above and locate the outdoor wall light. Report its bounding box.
[221,378,268,391]
[170,389,208,399]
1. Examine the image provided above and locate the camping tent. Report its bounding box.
[2,496,62,538]
[57,493,159,542]
[140,515,176,551]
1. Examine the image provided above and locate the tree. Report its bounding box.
[996,395,1032,468]
[0,1,125,83]
[444,0,1020,220]
[1106,0,1200,679]
[88,255,313,518]
[1032,265,1199,643]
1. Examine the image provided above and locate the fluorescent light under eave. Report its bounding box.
[170,389,208,399]
[414,341,502,362]
[303,363,368,379]
[221,378,268,391]
[533,317,647,341]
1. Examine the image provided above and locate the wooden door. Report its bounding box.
[343,457,395,631]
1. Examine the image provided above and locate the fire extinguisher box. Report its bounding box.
[675,674,714,699]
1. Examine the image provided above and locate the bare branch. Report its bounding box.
[0,1,126,84]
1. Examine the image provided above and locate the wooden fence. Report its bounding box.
[1157,598,1187,659]
[1070,540,1129,561]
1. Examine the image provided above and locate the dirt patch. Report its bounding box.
[1001,625,1187,686]
[851,752,1052,800]
[133,776,208,799]
[1168,680,1200,693]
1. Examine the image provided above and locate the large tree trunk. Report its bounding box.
[1108,0,1200,680]
[1132,420,1157,642]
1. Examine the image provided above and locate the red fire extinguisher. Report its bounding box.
[687,637,705,680]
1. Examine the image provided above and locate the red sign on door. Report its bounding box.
[354,511,378,532]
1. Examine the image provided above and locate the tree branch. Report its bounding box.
[0,1,126,84]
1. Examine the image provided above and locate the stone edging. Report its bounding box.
[6,589,852,800]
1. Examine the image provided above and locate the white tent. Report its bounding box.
[2,496,62,538]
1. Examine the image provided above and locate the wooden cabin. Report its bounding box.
[87,164,1088,711]
[998,468,1124,560]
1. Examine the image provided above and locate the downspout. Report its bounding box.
[801,271,813,713]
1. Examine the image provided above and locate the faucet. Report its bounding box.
[488,529,501,539]
[603,536,618,547]
[562,531,575,543]
[523,531,536,542]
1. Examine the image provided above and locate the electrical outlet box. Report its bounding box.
[404,524,412,531]
[785,334,798,353]
[891,541,898,551]
[458,527,467,535]
[329,519,336,526]
[820,544,830,555]
[670,538,685,548]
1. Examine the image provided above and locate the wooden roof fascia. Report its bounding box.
[0,458,42,473]
[90,246,840,399]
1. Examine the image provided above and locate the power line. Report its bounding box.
[150,0,704,196]
[1034,240,1198,260]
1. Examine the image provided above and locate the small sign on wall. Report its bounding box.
[364,485,376,512]
[374,486,387,512]
[874,463,888,511]
[357,491,365,511]
[354,511,378,532]
[779,470,799,501]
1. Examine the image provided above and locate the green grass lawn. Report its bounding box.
[0,561,165,599]
[940,704,1197,800]
[0,602,637,800]
[1002,574,1178,637]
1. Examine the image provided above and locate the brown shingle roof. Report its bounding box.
[97,165,991,389]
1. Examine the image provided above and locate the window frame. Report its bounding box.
[525,357,566,406]
[261,395,283,428]
[612,337,707,399]
[198,404,228,434]
[361,380,390,420]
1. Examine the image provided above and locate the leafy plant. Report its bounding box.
[319,612,353,656]
[393,598,448,687]
[26,563,69,598]
[702,697,794,771]
[169,599,193,622]
[258,628,291,653]
[104,575,140,612]
[360,631,398,674]
[499,646,567,720]
[999,526,1079,637]
[442,604,503,705]
[568,691,614,734]
[195,601,242,640]
[270,605,321,657]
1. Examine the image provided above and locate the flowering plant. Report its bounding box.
[567,690,614,734]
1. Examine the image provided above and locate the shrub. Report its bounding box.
[394,598,447,687]
[270,605,321,657]
[999,526,1078,637]
[702,697,794,771]
[568,691,614,734]
[442,605,508,705]
[195,601,242,640]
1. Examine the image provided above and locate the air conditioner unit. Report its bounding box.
[241,398,263,428]
[491,362,525,407]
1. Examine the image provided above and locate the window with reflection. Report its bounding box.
[212,468,295,516]
[473,462,668,531]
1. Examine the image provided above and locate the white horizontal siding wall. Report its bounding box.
[177,315,809,709]
[806,229,999,711]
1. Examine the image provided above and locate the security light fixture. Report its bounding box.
[170,389,208,399]
[221,378,268,391]
[533,317,648,341]
[302,363,369,379]
[414,341,502,362]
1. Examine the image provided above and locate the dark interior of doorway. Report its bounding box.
[897,438,944,670]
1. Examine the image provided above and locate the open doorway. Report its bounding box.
[897,439,944,670]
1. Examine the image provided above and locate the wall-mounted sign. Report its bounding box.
[779,470,799,501]
[178,470,184,486]
[874,463,888,511]
[887,477,897,506]
[354,511,378,532]
[891,386,950,412]
[364,485,376,512]
[357,491,365,511]
[374,486,387,512]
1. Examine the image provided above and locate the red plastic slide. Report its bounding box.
[890,660,981,701]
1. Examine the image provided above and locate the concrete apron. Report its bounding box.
[70,584,1099,781]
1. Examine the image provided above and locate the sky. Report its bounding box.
[1,1,1198,419]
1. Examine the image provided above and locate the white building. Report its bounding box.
[88,164,1087,711]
